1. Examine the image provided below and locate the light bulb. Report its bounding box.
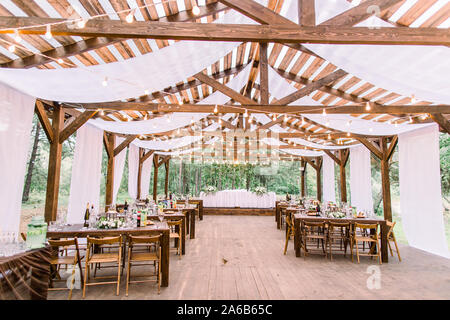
[191,117,194,124]
[192,5,200,16]
[369,127,373,132]
[102,77,108,87]
[272,114,277,121]
[99,109,104,116]
[45,25,53,39]
[14,30,22,43]
[284,114,288,122]
[57,58,64,64]
[301,117,305,125]
[126,10,135,23]
[214,105,218,113]
[322,108,327,116]
[365,102,371,111]
[144,89,149,95]
[244,109,248,118]
[346,120,352,126]
[411,94,417,104]
[328,134,331,140]
[8,44,15,52]
[409,116,413,123]
[77,19,86,29]
[347,132,350,137]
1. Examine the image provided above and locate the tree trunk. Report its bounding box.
[22,122,41,202]
[198,167,202,195]
[194,166,199,195]
[178,161,183,194]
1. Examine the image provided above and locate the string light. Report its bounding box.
[411,94,417,104]
[284,114,288,122]
[13,29,22,43]
[301,117,306,125]
[99,109,104,116]
[57,58,64,64]
[365,102,371,111]
[420,114,428,120]
[144,89,149,95]
[213,104,218,113]
[272,114,277,121]
[328,134,331,140]
[126,9,135,23]
[409,116,413,124]
[8,44,15,52]
[347,132,350,137]
[102,77,108,87]
[369,127,373,132]
[192,5,201,16]
[346,120,352,126]
[77,19,87,29]
[322,108,327,117]
[45,25,52,39]
[243,109,248,118]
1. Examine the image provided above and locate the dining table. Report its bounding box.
[148,212,187,255]
[292,213,390,263]
[164,204,197,240]
[47,222,171,287]
[178,199,203,221]
[275,201,291,230]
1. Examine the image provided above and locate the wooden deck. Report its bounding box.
[48,216,450,300]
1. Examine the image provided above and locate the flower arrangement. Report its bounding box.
[328,211,346,219]
[96,217,124,229]
[253,186,267,196]
[204,185,217,195]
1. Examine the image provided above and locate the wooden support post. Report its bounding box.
[300,159,306,197]
[153,154,159,201]
[380,137,393,221]
[105,133,115,211]
[164,159,170,199]
[316,157,322,202]
[137,148,144,200]
[259,42,269,105]
[44,104,64,222]
[339,149,349,203]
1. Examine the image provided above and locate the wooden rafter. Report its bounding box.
[35,100,54,143]
[1,17,448,46]
[113,134,137,156]
[430,113,450,135]
[298,0,316,26]
[59,110,97,143]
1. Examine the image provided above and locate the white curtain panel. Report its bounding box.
[322,153,336,203]
[140,154,154,199]
[398,124,449,258]
[66,124,103,224]
[0,82,35,233]
[349,145,374,213]
[128,143,139,199]
[112,137,126,205]
[0,5,259,103]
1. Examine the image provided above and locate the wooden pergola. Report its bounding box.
[2,0,448,224]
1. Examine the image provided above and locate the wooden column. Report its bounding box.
[380,137,393,221]
[316,157,322,202]
[44,105,64,222]
[137,148,144,200]
[259,42,269,105]
[104,133,115,211]
[300,159,306,197]
[164,159,170,199]
[339,149,349,203]
[153,154,159,201]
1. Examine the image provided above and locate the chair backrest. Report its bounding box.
[48,238,78,248]
[87,235,122,246]
[303,221,326,228]
[386,220,396,237]
[167,220,182,233]
[128,235,161,246]
[355,223,378,230]
[328,221,350,231]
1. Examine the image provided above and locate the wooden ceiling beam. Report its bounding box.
[59,110,97,143]
[140,150,155,164]
[194,72,256,105]
[272,69,347,105]
[1,17,448,46]
[430,113,450,135]
[59,101,450,114]
[356,137,383,159]
[298,0,316,26]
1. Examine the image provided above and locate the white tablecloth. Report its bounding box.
[200,189,276,208]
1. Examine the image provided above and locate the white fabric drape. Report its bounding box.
[322,154,336,203]
[128,143,139,199]
[398,124,449,258]
[140,154,154,200]
[66,124,103,224]
[200,190,276,208]
[349,145,374,213]
[0,82,35,233]
[0,6,258,103]
[112,137,126,205]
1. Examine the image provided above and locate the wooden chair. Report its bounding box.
[167,220,182,258]
[126,235,161,296]
[383,221,401,261]
[83,236,123,298]
[327,222,352,261]
[47,237,84,300]
[283,212,295,255]
[352,223,381,264]
[301,221,328,258]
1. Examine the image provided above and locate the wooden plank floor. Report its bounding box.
[49,216,450,300]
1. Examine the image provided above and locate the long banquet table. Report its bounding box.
[200,189,276,208]
[292,214,389,263]
[47,223,171,287]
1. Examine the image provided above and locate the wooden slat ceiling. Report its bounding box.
[0,0,448,152]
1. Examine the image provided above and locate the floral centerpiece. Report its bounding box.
[328,211,346,219]
[96,216,125,229]
[204,185,217,195]
[253,186,267,196]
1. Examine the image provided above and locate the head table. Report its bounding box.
[200,189,276,208]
